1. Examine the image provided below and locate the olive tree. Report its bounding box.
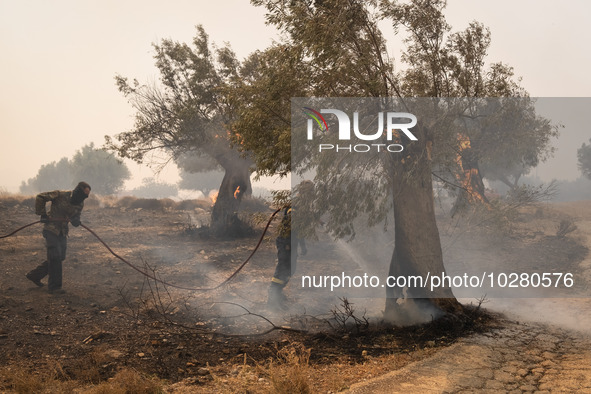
[233,0,556,320]
[106,26,253,235]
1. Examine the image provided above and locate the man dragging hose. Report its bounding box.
[25,181,91,294]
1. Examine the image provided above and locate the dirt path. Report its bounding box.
[346,317,591,393]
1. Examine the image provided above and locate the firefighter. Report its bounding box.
[267,181,314,310]
[25,181,91,293]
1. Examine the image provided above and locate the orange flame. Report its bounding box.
[210,191,218,206]
[233,186,241,199]
[456,134,488,205]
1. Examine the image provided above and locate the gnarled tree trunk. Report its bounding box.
[385,137,462,323]
[211,148,253,237]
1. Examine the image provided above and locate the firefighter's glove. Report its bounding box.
[40,215,50,223]
[70,217,81,227]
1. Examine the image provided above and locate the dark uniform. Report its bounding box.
[26,182,90,292]
[268,206,307,308]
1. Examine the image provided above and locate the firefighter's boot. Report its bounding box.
[267,281,287,310]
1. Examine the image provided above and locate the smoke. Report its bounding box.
[288,192,591,328]
[176,153,225,195]
[440,194,591,333]
[71,187,591,336]
[477,298,591,334]
[385,298,445,326]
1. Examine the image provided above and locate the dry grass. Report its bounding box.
[0,365,163,394]
[0,193,35,209]
[0,364,78,394]
[0,348,435,394]
[189,342,437,394]
[82,368,163,394]
[266,342,312,394]
[0,366,46,393]
[556,218,577,238]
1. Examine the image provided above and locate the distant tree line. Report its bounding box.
[578,138,591,180]
[20,143,227,198]
[20,143,131,195]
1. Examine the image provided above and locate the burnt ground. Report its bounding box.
[0,195,589,393]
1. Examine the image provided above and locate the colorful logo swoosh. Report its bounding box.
[303,107,328,131]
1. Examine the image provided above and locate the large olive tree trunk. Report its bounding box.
[384,139,462,323]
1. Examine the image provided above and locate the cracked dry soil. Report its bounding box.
[347,315,591,393]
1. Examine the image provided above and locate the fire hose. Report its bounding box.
[0,207,282,292]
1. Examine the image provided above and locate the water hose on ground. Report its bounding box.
[0,207,282,292]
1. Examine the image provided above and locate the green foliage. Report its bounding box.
[105,25,250,172]
[578,138,591,180]
[271,189,291,209]
[380,1,558,186]
[469,98,559,188]
[237,2,523,230]
[20,143,130,195]
[232,0,400,177]
[225,45,305,178]
[238,0,558,226]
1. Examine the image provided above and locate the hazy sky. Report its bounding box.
[1,0,590,194]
